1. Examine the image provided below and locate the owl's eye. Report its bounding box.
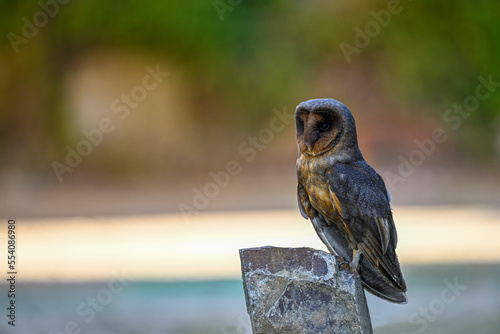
[318,122,330,131]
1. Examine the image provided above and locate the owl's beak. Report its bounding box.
[303,132,315,152]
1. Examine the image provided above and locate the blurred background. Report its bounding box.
[0,1,499,333]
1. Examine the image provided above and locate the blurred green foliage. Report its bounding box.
[0,0,499,176]
[378,1,500,158]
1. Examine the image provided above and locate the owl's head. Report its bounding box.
[295,98,361,160]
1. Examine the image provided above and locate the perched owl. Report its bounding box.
[295,98,407,303]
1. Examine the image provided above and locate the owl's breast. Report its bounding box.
[297,155,338,220]
[306,181,336,219]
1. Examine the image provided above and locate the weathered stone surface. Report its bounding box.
[239,246,373,334]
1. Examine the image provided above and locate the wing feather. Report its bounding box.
[377,217,391,254]
[326,162,406,294]
[297,183,312,219]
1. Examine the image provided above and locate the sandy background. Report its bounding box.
[8,205,500,282]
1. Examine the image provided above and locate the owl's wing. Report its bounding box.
[297,183,311,220]
[298,182,353,262]
[326,163,406,294]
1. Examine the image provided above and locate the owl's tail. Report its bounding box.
[357,244,408,304]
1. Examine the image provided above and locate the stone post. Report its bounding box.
[239,246,373,334]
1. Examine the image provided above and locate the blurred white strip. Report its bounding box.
[10,206,500,282]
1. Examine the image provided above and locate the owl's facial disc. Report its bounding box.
[296,109,342,156]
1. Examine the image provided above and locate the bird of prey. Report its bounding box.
[295,98,407,303]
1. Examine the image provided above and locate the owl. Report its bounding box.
[295,98,407,303]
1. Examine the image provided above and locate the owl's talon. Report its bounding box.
[336,256,350,268]
[339,261,350,269]
[333,256,349,276]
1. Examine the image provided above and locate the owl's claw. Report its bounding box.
[333,256,349,276]
[337,257,350,268]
